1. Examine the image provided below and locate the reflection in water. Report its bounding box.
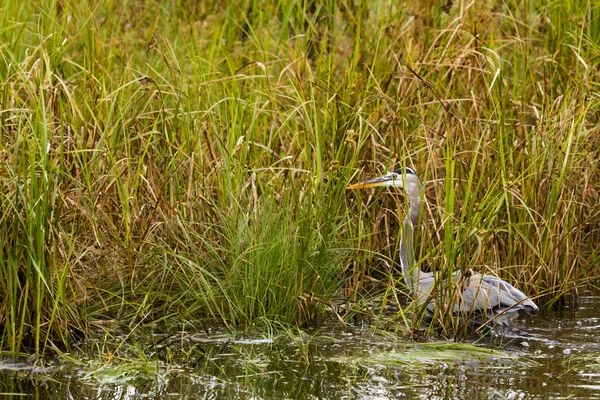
[1,296,600,399]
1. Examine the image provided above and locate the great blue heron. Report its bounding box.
[348,167,538,325]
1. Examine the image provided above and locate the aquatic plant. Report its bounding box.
[0,0,598,352]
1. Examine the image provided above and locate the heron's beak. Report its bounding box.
[347,173,399,190]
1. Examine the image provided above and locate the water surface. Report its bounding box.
[1,295,599,399]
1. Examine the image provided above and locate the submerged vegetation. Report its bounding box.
[0,0,599,353]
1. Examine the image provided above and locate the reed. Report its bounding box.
[0,0,598,351]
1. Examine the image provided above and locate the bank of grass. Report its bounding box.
[0,0,599,352]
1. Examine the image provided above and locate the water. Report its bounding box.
[1,296,600,399]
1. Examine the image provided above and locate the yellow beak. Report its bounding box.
[347,174,396,190]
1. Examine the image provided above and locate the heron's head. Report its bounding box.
[347,167,422,196]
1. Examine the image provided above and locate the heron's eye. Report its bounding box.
[391,173,398,180]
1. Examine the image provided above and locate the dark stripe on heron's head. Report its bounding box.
[392,167,422,185]
[393,167,416,175]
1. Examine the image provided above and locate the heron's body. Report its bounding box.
[348,167,538,325]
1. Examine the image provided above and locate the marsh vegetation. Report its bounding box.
[0,0,599,358]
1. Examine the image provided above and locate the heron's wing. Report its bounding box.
[455,273,538,316]
[415,272,514,313]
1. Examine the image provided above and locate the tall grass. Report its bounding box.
[0,0,599,351]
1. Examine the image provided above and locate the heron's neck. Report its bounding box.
[400,193,421,290]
